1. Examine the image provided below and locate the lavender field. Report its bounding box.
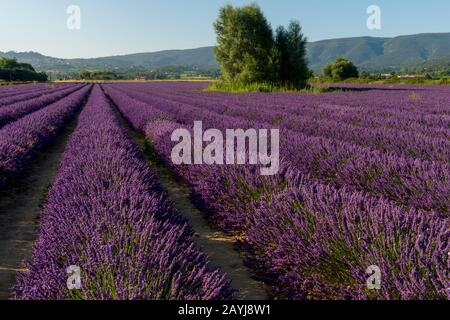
[0,82,448,300]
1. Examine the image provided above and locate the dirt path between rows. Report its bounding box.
[106,92,270,300]
[0,118,79,300]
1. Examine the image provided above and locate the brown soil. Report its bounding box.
[147,163,270,300]
[0,119,78,299]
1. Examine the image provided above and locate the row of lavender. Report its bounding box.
[108,83,450,162]
[0,84,86,129]
[0,83,76,107]
[109,82,449,134]
[0,83,57,99]
[103,85,449,214]
[103,83,449,300]
[0,84,91,189]
[14,86,234,300]
[142,89,450,161]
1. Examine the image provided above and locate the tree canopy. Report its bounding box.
[275,21,310,88]
[214,4,310,88]
[322,57,359,80]
[214,4,276,84]
[0,58,48,82]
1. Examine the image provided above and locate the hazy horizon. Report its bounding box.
[1,0,449,59]
[3,31,450,61]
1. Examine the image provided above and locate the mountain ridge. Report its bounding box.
[1,32,449,74]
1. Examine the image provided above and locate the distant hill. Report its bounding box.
[1,33,449,74]
[413,54,450,69]
[0,47,218,73]
[404,54,450,76]
[307,33,450,72]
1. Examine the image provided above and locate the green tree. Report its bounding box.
[214,4,276,84]
[75,70,119,80]
[275,21,309,88]
[0,58,35,72]
[360,70,370,78]
[322,57,359,80]
[0,58,47,82]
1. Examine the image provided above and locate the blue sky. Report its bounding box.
[1,0,449,58]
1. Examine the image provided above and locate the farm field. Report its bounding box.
[0,82,448,300]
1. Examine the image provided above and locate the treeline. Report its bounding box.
[0,58,48,82]
[75,70,120,81]
[59,66,220,81]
